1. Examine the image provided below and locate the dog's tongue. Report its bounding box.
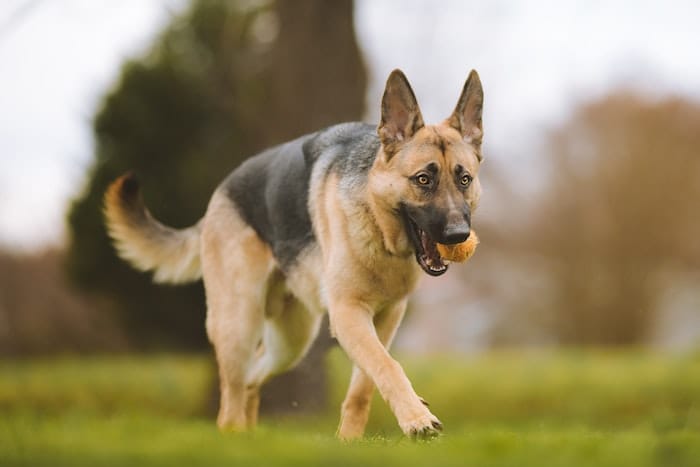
[420,230,446,269]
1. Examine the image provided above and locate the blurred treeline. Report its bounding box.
[1,0,700,359]
[460,94,700,349]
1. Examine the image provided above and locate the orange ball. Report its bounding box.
[436,231,479,262]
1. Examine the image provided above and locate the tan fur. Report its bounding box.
[370,123,482,217]
[104,174,201,284]
[201,192,322,431]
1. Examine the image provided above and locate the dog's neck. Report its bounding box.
[365,151,414,258]
[364,195,409,258]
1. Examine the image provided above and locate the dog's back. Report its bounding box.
[104,122,378,282]
[222,122,379,270]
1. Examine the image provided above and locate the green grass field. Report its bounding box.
[1,349,699,466]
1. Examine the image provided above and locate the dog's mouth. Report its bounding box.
[401,209,448,277]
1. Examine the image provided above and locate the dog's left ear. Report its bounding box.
[448,70,484,150]
[378,69,425,157]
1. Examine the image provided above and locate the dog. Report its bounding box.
[104,69,483,439]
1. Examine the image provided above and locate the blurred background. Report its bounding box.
[1,0,700,428]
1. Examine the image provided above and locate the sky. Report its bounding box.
[1,0,700,251]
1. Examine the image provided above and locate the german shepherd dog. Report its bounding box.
[104,69,483,439]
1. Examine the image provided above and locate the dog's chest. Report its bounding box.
[284,242,421,314]
[362,250,422,304]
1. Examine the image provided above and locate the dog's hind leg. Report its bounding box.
[245,272,323,402]
[201,193,274,432]
[336,299,407,440]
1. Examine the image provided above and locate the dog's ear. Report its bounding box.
[378,69,424,156]
[448,70,483,149]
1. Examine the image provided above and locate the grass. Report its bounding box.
[1,349,699,466]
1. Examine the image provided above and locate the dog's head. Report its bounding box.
[370,69,483,276]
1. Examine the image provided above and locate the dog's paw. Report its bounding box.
[399,407,443,440]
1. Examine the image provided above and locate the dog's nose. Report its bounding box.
[441,225,470,244]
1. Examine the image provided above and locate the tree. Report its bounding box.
[524,94,700,345]
[67,0,365,411]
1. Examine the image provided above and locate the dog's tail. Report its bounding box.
[103,172,202,284]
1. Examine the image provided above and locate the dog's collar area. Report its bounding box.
[400,207,449,277]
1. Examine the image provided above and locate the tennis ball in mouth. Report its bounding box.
[436,231,479,262]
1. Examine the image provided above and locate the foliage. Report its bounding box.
[66,1,262,350]
[65,0,365,350]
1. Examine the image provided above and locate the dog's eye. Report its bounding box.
[460,174,473,187]
[416,174,431,186]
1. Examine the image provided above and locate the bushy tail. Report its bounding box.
[103,172,202,284]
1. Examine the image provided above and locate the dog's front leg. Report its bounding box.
[337,299,411,439]
[330,299,442,439]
